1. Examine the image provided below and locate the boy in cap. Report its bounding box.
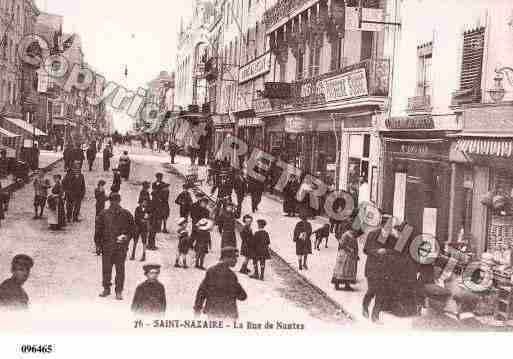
[251,219,271,280]
[131,198,151,261]
[0,254,34,311]
[138,181,151,205]
[175,184,193,220]
[174,227,191,268]
[33,170,51,219]
[131,264,166,315]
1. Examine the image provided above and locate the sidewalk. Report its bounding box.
[168,155,414,329]
[0,150,62,189]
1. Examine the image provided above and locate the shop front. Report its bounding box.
[212,114,235,155]
[236,117,265,155]
[382,136,452,242]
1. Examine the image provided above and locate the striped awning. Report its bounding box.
[456,138,513,158]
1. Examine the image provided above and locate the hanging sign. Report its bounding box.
[239,52,271,84]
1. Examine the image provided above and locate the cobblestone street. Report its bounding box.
[0,148,350,331]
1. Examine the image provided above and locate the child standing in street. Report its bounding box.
[293,212,312,271]
[138,181,151,204]
[131,264,166,315]
[251,219,271,281]
[175,184,193,220]
[174,228,191,268]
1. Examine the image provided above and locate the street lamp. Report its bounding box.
[488,67,513,103]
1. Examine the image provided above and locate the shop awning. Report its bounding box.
[0,126,20,138]
[3,117,47,136]
[456,138,513,158]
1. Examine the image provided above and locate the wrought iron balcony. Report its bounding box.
[407,95,431,112]
[451,87,482,107]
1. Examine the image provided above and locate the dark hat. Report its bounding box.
[11,254,34,271]
[142,181,150,188]
[242,214,253,221]
[220,246,238,260]
[109,192,121,202]
[155,172,163,178]
[257,219,267,227]
[142,264,161,274]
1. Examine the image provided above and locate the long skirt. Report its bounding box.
[221,230,236,249]
[331,249,358,284]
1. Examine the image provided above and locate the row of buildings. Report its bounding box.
[0,1,107,163]
[172,0,513,266]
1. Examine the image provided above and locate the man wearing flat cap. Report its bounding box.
[96,193,135,300]
[194,247,247,320]
[0,254,34,311]
[131,264,166,315]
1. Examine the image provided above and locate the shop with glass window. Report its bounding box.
[450,136,513,264]
[382,136,452,241]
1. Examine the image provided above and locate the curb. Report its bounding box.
[164,163,353,321]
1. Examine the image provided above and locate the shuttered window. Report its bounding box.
[459,27,485,91]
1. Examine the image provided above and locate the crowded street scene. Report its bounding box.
[2,2,513,357]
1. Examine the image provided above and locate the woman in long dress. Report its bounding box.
[118,151,131,180]
[48,174,65,230]
[331,228,363,291]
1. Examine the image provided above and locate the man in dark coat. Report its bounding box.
[86,143,97,171]
[194,247,247,319]
[232,171,246,218]
[362,222,394,324]
[103,144,113,171]
[63,144,73,170]
[70,144,85,170]
[62,165,85,222]
[0,254,33,311]
[131,264,166,315]
[247,175,265,213]
[96,193,135,300]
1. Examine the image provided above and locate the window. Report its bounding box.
[416,41,433,98]
[459,27,485,92]
[296,50,304,81]
[360,31,373,61]
[309,45,321,77]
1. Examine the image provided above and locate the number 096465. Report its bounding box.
[20,345,53,354]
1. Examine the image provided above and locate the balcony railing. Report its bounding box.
[451,87,482,107]
[291,57,390,107]
[263,0,318,30]
[407,95,431,112]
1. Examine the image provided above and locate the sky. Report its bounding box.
[35,0,194,132]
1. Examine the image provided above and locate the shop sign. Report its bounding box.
[238,118,263,127]
[285,116,313,133]
[264,82,294,99]
[322,68,369,102]
[399,143,429,154]
[212,114,235,125]
[239,52,271,84]
[385,115,435,130]
[254,98,292,114]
